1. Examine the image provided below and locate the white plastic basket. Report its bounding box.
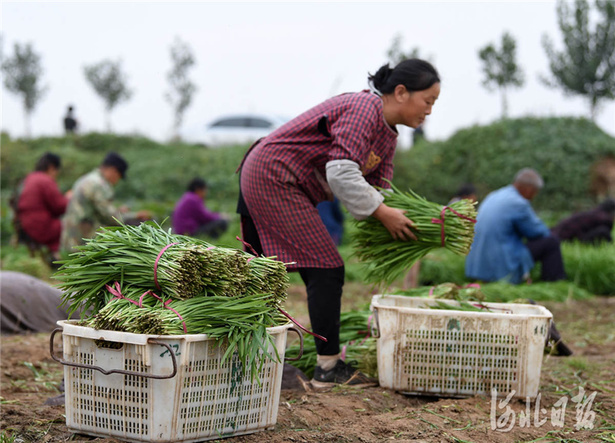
[370,295,552,399]
[51,321,301,442]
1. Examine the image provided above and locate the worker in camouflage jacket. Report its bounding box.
[60,152,148,252]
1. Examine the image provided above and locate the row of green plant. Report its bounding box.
[413,241,615,296]
[3,227,613,296]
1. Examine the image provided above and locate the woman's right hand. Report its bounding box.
[372,203,418,241]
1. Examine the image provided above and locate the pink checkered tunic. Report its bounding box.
[240,90,398,269]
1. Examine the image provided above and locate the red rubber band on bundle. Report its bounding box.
[139,290,188,333]
[154,242,179,290]
[105,282,140,306]
[464,283,481,289]
[236,236,259,256]
[430,206,477,246]
[277,308,328,342]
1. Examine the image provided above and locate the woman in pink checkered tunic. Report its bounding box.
[237,59,441,388]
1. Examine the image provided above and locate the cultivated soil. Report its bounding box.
[2,290,614,443]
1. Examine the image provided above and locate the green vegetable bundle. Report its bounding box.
[55,222,289,315]
[80,289,285,379]
[243,256,289,308]
[353,182,476,286]
[54,221,291,380]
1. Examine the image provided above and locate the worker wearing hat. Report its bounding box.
[60,152,149,252]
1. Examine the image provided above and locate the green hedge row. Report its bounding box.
[393,117,615,211]
[0,132,246,214]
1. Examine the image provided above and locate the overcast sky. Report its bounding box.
[1,1,614,145]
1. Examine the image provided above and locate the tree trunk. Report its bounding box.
[24,108,31,139]
[106,111,112,133]
[590,97,597,122]
[501,87,508,119]
[173,112,181,141]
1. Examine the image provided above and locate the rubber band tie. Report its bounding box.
[277,307,328,342]
[236,236,260,256]
[139,290,188,334]
[154,242,179,291]
[105,282,140,307]
[430,206,476,246]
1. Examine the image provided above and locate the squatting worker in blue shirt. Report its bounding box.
[465,168,567,284]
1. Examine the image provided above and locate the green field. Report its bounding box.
[2,120,614,295]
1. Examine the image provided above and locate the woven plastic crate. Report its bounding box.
[370,295,552,399]
[51,321,301,442]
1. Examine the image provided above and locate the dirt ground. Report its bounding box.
[2,294,614,443]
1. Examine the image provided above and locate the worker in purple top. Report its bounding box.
[237,59,441,389]
[172,178,228,239]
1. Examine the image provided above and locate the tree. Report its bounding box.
[84,59,133,132]
[165,37,197,141]
[2,42,47,137]
[542,0,615,121]
[386,33,430,66]
[478,32,525,118]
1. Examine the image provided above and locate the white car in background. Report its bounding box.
[182,114,288,147]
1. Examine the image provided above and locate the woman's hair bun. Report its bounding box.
[368,64,393,91]
[368,59,440,95]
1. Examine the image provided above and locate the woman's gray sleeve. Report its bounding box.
[326,159,383,220]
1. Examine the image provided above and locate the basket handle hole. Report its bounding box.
[94,339,125,350]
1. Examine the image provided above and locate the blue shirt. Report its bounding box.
[465,185,550,283]
[317,198,344,246]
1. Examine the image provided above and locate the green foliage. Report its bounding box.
[1,42,47,136]
[542,0,615,119]
[417,250,467,286]
[2,130,614,297]
[561,241,615,295]
[386,33,430,65]
[478,31,524,117]
[0,431,16,443]
[412,240,615,295]
[166,37,197,138]
[0,133,246,215]
[83,59,133,130]
[393,116,615,211]
[0,245,51,280]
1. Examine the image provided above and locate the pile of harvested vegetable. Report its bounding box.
[353,182,477,286]
[394,280,594,304]
[54,221,290,378]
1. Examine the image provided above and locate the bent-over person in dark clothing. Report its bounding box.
[552,198,615,244]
